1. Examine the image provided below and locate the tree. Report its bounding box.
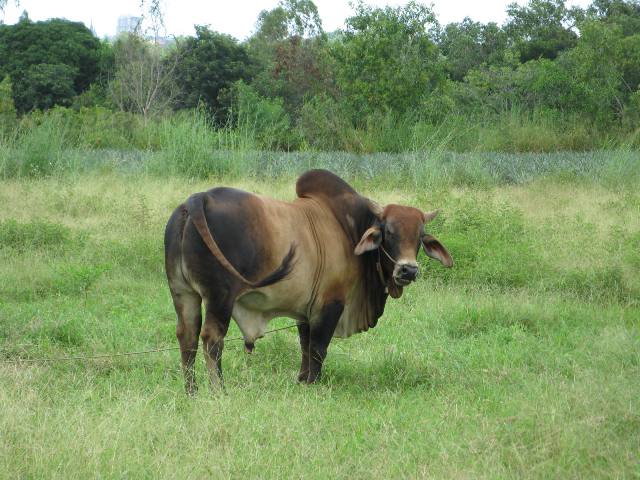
[13,64,76,112]
[248,0,324,70]
[561,20,637,120]
[252,0,323,44]
[580,0,640,109]
[228,81,294,149]
[587,0,640,35]
[332,1,444,116]
[108,34,180,120]
[0,17,101,112]
[439,18,508,81]
[247,0,331,113]
[505,0,580,62]
[264,33,334,112]
[171,26,255,118]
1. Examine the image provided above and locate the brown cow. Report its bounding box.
[164,169,452,393]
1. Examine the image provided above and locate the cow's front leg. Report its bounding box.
[297,322,310,382]
[307,301,344,384]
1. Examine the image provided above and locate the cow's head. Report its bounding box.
[354,204,453,298]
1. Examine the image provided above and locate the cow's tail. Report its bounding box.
[185,193,296,288]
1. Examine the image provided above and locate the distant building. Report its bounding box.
[116,15,142,36]
[89,20,97,37]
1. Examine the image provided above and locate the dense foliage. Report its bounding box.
[1,0,640,151]
[0,15,103,112]
[171,26,255,118]
[333,2,444,116]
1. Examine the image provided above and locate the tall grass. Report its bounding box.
[0,107,257,178]
[1,106,638,187]
[1,106,639,179]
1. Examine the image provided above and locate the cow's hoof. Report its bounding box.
[297,371,309,383]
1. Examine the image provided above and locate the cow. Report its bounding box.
[164,169,452,393]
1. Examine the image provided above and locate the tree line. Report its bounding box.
[1,0,639,152]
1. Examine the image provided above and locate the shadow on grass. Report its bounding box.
[323,357,445,392]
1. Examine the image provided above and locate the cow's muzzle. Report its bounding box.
[393,263,418,286]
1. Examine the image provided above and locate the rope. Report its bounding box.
[379,244,399,265]
[0,322,300,364]
[375,243,399,285]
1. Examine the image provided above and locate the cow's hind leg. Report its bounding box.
[172,291,202,395]
[297,322,311,382]
[201,299,233,391]
[306,301,344,384]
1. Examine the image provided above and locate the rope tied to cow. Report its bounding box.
[0,322,301,364]
[376,244,400,285]
[379,244,400,265]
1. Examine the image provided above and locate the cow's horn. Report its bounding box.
[423,209,440,223]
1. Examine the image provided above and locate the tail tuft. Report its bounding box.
[254,243,297,288]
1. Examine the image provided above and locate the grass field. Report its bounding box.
[1,153,639,478]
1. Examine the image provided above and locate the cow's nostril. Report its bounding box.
[400,264,418,279]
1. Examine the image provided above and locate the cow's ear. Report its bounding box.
[421,234,453,267]
[354,226,382,255]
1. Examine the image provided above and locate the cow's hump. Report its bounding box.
[296,169,357,199]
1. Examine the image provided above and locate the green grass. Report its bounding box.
[1,161,639,478]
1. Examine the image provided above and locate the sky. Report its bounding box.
[1,0,593,40]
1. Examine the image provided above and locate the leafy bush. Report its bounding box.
[298,94,361,151]
[232,81,297,150]
[172,26,255,117]
[0,75,17,138]
[13,63,77,112]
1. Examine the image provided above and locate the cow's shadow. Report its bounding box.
[321,356,444,393]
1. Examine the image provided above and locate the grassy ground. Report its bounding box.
[0,162,639,478]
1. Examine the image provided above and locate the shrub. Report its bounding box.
[298,94,360,151]
[0,76,17,139]
[232,81,297,150]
